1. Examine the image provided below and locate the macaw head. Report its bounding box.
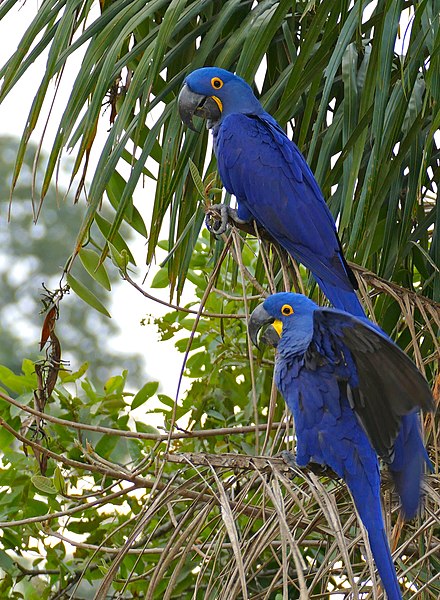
[178,67,263,130]
[248,292,316,351]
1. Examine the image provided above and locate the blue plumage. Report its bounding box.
[180,67,365,317]
[248,293,433,599]
[179,71,434,596]
[179,66,430,523]
[389,412,430,519]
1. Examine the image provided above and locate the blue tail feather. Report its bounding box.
[390,412,430,519]
[349,481,402,600]
[314,277,367,318]
[367,525,403,600]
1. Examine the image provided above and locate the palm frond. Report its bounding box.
[1,1,438,304]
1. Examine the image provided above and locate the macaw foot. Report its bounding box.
[280,450,331,476]
[280,450,298,468]
[205,204,249,235]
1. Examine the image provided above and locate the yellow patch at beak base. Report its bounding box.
[273,320,283,336]
[211,95,223,112]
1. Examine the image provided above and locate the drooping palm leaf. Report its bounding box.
[1,1,438,306]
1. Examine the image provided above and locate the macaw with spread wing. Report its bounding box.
[249,292,434,600]
[178,66,430,526]
[178,66,364,317]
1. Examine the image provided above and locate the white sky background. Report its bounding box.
[0,1,196,408]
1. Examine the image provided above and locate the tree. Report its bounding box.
[0,1,438,598]
[0,135,145,382]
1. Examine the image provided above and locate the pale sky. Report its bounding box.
[0,1,193,411]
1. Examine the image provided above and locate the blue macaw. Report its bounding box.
[178,66,364,317]
[249,292,433,600]
[178,66,429,524]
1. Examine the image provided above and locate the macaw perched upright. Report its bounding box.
[249,292,433,600]
[178,66,429,522]
[178,67,364,317]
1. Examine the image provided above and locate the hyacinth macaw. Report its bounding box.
[178,66,364,317]
[248,292,433,600]
[178,66,430,524]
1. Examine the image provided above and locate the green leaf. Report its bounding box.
[108,241,129,271]
[104,374,125,395]
[151,267,170,288]
[206,409,226,422]
[131,381,159,410]
[0,427,15,449]
[53,467,66,495]
[95,434,119,459]
[188,158,206,201]
[106,170,148,238]
[135,421,161,434]
[31,475,57,495]
[0,550,15,572]
[67,273,111,318]
[157,394,174,408]
[94,212,136,265]
[58,362,89,383]
[79,248,112,290]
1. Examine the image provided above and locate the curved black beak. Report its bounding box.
[178,83,222,131]
[248,304,278,349]
[261,325,281,348]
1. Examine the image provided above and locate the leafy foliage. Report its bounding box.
[0,135,144,381]
[0,1,439,598]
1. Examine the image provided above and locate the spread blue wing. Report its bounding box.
[312,308,434,461]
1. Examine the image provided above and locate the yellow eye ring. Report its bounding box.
[211,76,223,90]
[281,304,294,316]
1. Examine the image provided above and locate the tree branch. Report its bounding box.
[0,389,287,441]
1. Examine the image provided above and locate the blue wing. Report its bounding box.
[311,307,434,460]
[215,113,365,316]
[312,307,433,518]
[276,338,403,599]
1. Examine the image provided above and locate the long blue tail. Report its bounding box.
[314,276,367,318]
[348,478,402,600]
[367,524,402,600]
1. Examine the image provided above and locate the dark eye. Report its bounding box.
[211,77,223,90]
[281,304,294,316]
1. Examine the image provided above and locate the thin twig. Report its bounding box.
[0,417,148,484]
[123,266,246,318]
[232,228,260,451]
[0,388,287,441]
[0,484,139,528]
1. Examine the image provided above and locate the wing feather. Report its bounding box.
[215,113,354,291]
[312,309,434,460]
